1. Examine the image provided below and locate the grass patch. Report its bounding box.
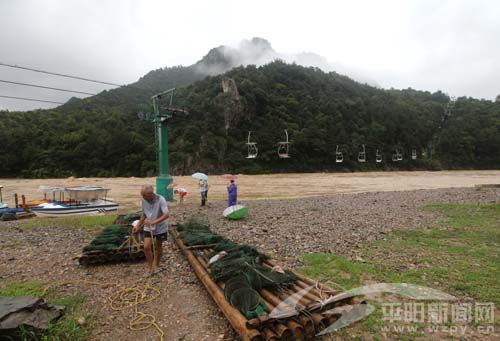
[19,214,116,231]
[0,240,23,248]
[302,203,500,303]
[300,253,377,290]
[0,281,93,340]
[299,203,500,336]
[0,280,46,297]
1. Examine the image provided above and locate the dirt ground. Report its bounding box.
[1,180,499,340]
[1,170,500,209]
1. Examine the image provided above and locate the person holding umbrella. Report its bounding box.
[192,173,209,206]
[199,179,208,206]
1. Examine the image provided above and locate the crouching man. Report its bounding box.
[132,185,169,275]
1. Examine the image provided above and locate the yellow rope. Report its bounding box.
[107,228,164,340]
[42,228,165,340]
[108,277,164,340]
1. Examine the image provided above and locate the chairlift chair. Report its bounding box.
[392,149,400,162]
[246,131,258,159]
[397,150,403,161]
[411,149,417,160]
[277,129,290,158]
[335,145,343,163]
[375,149,383,163]
[358,144,366,163]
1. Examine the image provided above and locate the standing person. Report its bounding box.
[227,179,237,207]
[132,185,169,275]
[199,179,209,206]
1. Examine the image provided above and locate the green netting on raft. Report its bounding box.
[224,275,267,319]
[83,224,130,252]
[177,217,298,319]
[178,217,225,246]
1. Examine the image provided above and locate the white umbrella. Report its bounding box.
[192,172,208,181]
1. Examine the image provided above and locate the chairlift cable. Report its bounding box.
[0,94,64,105]
[0,79,96,95]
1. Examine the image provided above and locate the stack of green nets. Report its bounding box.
[177,217,297,319]
[83,225,130,252]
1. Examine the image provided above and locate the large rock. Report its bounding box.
[0,296,64,337]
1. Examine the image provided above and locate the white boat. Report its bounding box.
[31,186,119,217]
[0,185,7,209]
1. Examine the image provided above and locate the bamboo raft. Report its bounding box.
[78,246,145,265]
[171,228,359,340]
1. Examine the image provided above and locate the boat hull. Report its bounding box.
[32,203,118,217]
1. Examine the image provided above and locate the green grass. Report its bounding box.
[301,203,500,304]
[0,240,23,248]
[0,281,93,340]
[299,203,500,336]
[19,214,116,231]
[0,280,46,297]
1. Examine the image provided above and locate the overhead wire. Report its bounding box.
[0,79,97,95]
[0,61,150,91]
[0,95,65,105]
[0,61,124,87]
[0,61,154,106]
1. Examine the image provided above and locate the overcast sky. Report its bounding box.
[1,0,499,111]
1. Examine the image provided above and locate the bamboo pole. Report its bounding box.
[259,289,288,309]
[265,259,337,294]
[272,323,293,340]
[290,284,322,302]
[171,229,263,341]
[297,315,314,336]
[286,320,305,341]
[282,288,313,308]
[295,279,333,298]
[262,328,278,341]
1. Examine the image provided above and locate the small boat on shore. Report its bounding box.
[30,186,119,217]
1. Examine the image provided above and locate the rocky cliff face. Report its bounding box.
[217,78,246,130]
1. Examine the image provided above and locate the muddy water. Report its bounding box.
[1,170,499,209]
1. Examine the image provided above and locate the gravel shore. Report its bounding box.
[174,186,498,267]
[0,186,497,340]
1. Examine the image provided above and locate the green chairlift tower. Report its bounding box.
[140,88,187,200]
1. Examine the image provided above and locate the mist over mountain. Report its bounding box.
[194,38,379,86]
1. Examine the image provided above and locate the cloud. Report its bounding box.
[195,38,379,86]
[0,0,499,111]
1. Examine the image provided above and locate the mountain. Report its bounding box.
[0,39,499,177]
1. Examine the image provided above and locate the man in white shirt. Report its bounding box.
[199,179,209,206]
[132,185,169,275]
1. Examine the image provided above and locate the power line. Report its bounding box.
[0,61,124,87]
[0,79,96,95]
[0,95,64,105]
